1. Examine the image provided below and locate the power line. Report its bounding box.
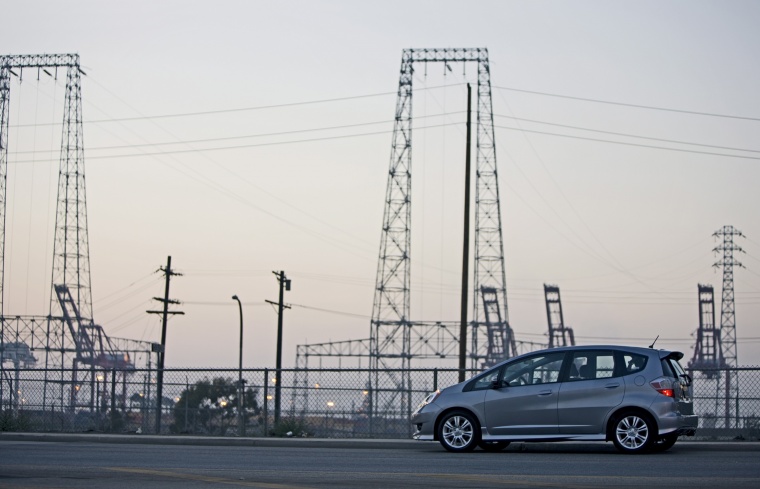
[10,83,467,128]
[9,112,463,155]
[495,125,760,161]
[10,119,390,154]
[9,90,394,127]
[9,122,459,163]
[494,85,760,122]
[79,78,384,262]
[289,303,370,319]
[12,118,757,164]
[494,114,760,154]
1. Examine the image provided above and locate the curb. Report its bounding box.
[2,432,760,451]
[0,432,419,450]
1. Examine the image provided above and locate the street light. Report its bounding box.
[96,374,104,413]
[232,294,245,436]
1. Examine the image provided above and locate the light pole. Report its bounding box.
[232,295,245,436]
[96,373,104,414]
[95,374,103,414]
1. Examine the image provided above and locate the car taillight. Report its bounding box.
[650,378,675,397]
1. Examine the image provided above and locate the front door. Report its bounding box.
[484,352,565,436]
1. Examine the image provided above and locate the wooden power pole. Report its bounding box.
[147,255,184,434]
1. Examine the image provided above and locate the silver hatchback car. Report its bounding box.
[411,345,698,454]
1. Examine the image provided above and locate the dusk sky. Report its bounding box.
[2,1,759,369]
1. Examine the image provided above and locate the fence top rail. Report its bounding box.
[6,367,482,374]
[9,366,760,373]
[689,367,760,372]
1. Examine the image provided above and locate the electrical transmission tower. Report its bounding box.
[713,225,745,368]
[713,225,745,428]
[544,284,575,348]
[1,54,149,414]
[370,48,515,422]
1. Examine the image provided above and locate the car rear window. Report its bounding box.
[661,358,676,377]
[662,355,687,379]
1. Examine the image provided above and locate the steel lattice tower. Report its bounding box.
[0,54,93,326]
[370,48,514,421]
[0,59,12,316]
[713,225,744,367]
[0,54,135,414]
[712,225,745,428]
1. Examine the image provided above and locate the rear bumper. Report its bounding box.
[659,413,699,437]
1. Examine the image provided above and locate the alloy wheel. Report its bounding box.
[615,415,650,452]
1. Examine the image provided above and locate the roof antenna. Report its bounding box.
[648,335,659,349]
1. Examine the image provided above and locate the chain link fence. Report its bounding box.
[1,366,758,440]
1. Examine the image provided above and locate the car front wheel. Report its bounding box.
[612,412,655,454]
[438,411,480,452]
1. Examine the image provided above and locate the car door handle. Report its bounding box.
[538,390,553,396]
[604,383,621,389]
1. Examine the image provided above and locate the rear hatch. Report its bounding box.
[660,351,694,415]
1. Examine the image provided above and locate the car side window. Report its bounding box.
[470,369,501,391]
[567,350,617,381]
[623,353,648,374]
[501,352,565,387]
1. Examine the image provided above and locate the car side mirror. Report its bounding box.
[490,380,503,390]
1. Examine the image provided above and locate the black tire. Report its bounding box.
[611,411,655,454]
[652,433,678,452]
[478,440,510,452]
[437,410,480,452]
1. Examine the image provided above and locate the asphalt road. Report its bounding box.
[1,438,759,488]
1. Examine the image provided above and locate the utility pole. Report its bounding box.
[459,83,472,383]
[266,271,291,426]
[146,256,184,434]
[232,294,245,436]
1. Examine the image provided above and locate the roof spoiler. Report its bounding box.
[659,350,684,361]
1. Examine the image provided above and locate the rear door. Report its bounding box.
[557,349,624,434]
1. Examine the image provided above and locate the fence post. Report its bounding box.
[433,368,438,392]
[263,368,269,437]
[725,369,731,429]
[110,369,116,432]
[735,370,740,430]
[368,371,374,437]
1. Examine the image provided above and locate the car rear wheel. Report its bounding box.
[652,433,678,452]
[478,440,510,452]
[612,412,654,454]
[438,411,480,452]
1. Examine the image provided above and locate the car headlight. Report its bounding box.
[415,390,440,411]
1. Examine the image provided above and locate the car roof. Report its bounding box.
[493,344,679,367]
